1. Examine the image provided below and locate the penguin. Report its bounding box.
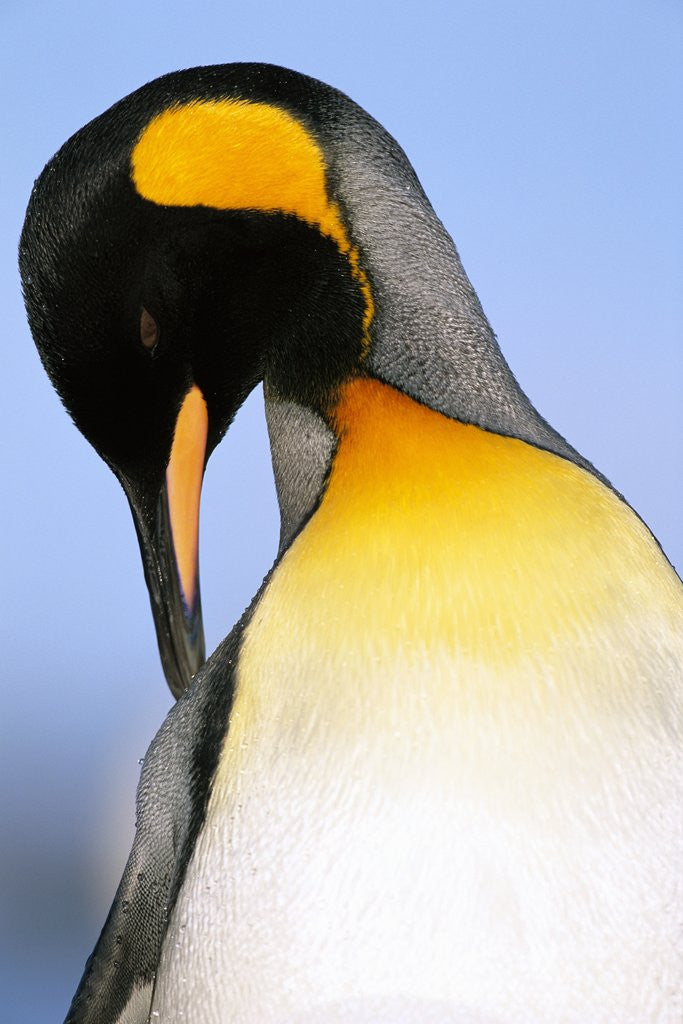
[20,64,683,1024]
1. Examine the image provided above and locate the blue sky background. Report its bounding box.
[2,1,681,1019]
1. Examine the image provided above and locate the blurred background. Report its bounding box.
[2,0,681,1019]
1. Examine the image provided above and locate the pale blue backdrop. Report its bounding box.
[2,1,681,1019]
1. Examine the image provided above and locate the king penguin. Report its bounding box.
[20,64,683,1024]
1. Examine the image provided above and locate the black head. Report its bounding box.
[20,64,371,695]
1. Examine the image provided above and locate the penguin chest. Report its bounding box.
[153,639,682,1023]
[153,382,683,1021]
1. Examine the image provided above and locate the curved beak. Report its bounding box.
[131,384,209,698]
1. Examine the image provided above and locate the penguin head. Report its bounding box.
[20,65,373,696]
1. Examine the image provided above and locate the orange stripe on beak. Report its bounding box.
[166,384,208,611]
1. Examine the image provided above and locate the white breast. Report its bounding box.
[151,638,683,1024]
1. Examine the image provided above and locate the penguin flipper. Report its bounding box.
[64,627,242,1024]
[63,714,184,1023]
[64,846,166,1024]
[63,684,208,1023]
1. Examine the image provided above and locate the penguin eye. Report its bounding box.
[140,307,159,353]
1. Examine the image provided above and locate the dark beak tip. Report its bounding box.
[157,592,206,698]
[132,487,206,699]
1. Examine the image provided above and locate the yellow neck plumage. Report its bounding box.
[237,376,680,722]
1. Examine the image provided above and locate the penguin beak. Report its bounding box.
[131,384,209,698]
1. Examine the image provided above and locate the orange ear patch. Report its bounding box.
[131,99,373,343]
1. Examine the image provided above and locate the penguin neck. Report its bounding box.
[257,374,670,684]
[264,387,337,556]
[329,133,591,474]
[263,167,602,549]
